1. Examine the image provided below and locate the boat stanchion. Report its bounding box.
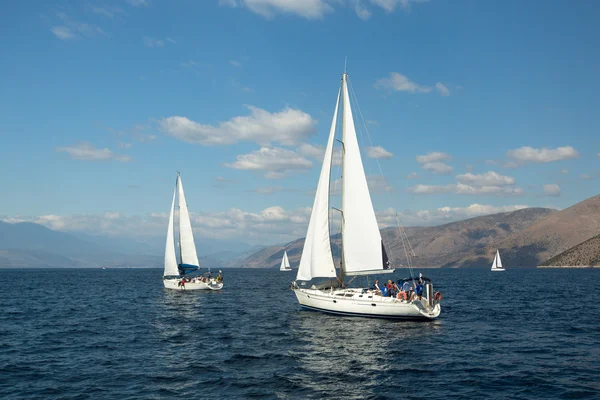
[426,283,434,307]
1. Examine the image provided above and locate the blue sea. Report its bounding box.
[0,268,599,399]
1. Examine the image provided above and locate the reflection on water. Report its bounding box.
[289,311,442,398]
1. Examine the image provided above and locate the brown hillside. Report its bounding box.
[448,194,600,268]
[235,207,554,269]
[539,233,600,267]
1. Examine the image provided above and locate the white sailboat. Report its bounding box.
[491,250,505,272]
[280,251,292,271]
[162,173,224,291]
[291,71,441,320]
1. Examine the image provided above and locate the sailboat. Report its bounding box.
[491,250,505,272]
[162,173,224,291]
[280,250,292,271]
[290,70,441,320]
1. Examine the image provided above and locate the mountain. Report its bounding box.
[235,207,555,269]
[479,194,600,268]
[539,233,600,267]
[0,221,107,258]
[0,220,256,268]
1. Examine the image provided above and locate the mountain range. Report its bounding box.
[236,194,600,269]
[0,220,257,268]
[2,194,599,269]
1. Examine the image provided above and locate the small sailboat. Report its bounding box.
[491,250,505,272]
[290,70,441,320]
[280,251,292,271]
[162,173,224,291]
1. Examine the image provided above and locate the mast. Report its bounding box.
[176,172,183,267]
[339,73,346,284]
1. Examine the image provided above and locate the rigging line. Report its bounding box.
[347,76,386,182]
[396,213,415,278]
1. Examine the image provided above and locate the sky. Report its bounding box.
[1,0,599,245]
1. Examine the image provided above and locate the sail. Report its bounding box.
[340,74,386,276]
[496,251,503,269]
[491,252,497,269]
[163,187,179,276]
[177,174,200,268]
[296,89,341,281]
[280,251,291,271]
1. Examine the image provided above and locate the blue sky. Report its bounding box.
[1,0,599,244]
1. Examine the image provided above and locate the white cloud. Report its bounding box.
[160,106,316,146]
[354,2,372,19]
[560,169,569,174]
[143,36,175,48]
[369,0,429,13]
[224,0,334,19]
[91,5,126,18]
[416,151,451,164]
[230,60,242,67]
[410,183,523,196]
[298,143,343,166]
[506,146,579,164]
[366,146,394,159]
[127,0,149,7]
[51,26,75,40]
[50,12,107,40]
[406,172,419,180]
[416,151,453,175]
[375,72,431,93]
[543,184,561,197]
[225,147,313,179]
[435,82,450,96]
[377,203,528,228]
[456,171,515,186]
[56,143,131,162]
[597,153,600,159]
[220,0,427,19]
[367,176,393,193]
[421,162,453,175]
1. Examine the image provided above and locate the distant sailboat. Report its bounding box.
[290,70,441,320]
[280,251,292,271]
[491,250,505,272]
[163,173,224,290]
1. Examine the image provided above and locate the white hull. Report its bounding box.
[293,287,440,320]
[491,268,506,272]
[280,267,293,271]
[163,278,223,291]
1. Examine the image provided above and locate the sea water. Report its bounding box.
[0,268,598,399]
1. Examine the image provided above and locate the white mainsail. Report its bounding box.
[491,250,504,271]
[163,187,179,276]
[296,90,341,281]
[280,251,291,271]
[340,74,386,276]
[177,174,200,268]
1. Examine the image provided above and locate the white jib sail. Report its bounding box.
[296,89,341,282]
[177,174,200,268]
[281,251,291,270]
[491,252,497,269]
[163,187,179,276]
[340,74,384,276]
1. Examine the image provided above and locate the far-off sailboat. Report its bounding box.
[491,250,505,272]
[162,173,224,291]
[290,70,441,320]
[280,251,292,271]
